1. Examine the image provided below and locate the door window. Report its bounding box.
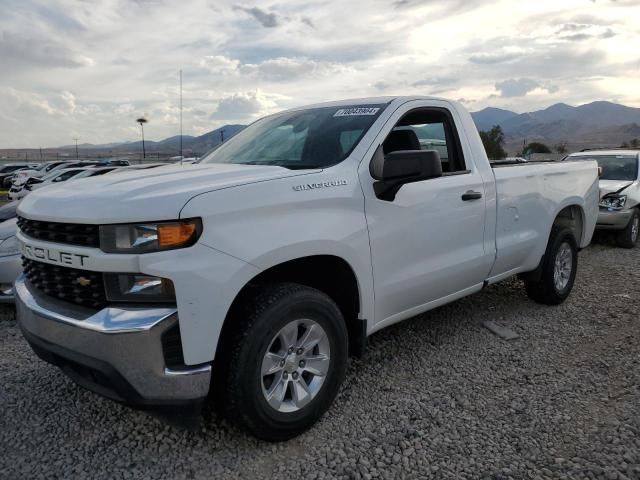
[382,108,467,174]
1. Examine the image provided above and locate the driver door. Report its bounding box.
[359,100,493,326]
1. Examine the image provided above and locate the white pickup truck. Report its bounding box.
[15,96,599,441]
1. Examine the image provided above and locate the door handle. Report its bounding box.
[461,190,482,201]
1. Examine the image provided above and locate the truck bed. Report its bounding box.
[488,159,600,280]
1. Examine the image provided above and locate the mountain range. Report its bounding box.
[470,101,640,151]
[50,101,640,156]
[60,124,246,156]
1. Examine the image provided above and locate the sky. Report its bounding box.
[1,0,639,148]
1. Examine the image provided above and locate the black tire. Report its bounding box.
[213,282,348,442]
[524,227,578,305]
[615,210,639,249]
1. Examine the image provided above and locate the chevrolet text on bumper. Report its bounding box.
[16,96,599,441]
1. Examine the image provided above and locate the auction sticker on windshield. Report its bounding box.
[334,107,380,117]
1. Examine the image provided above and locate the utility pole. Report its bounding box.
[179,69,183,161]
[73,138,79,160]
[220,129,225,144]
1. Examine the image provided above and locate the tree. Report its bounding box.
[523,142,552,155]
[630,138,640,148]
[479,125,507,160]
[554,142,568,154]
[136,117,148,159]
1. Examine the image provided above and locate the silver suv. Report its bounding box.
[567,150,639,248]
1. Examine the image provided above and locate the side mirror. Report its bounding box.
[369,145,443,201]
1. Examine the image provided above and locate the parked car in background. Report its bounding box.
[0,218,20,302]
[11,161,76,188]
[0,201,19,223]
[0,163,38,188]
[104,163,169,174]
[10,166,121,200]
[11,159,128,190]
[15,96,599,441]
[567,149,639,248]
[95,159,130,167]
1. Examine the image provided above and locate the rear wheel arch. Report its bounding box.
[551,204,585,247]
[520,205,583,282]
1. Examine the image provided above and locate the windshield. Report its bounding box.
[573,154,638,181]
[200,104,387,169]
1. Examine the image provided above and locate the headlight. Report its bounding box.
[99,218,201,253]
[104,274,176,303]
[599,195,626,210]
[0,236,20,257]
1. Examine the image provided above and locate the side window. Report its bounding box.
[382,108,467,173]
[57,170,80,181]
[90,169,113,176]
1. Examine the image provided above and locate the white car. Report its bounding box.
[9,167,118,200]
[15,96,599,440]
[0,218,20,302]
[11,161,76,187]
[566,149,639,247]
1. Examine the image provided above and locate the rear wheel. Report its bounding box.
[616,210,639,249]
[215,283,348,441]
[524,227,578,305]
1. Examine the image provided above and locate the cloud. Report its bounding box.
[469,51,524,64]
[199,55,241,74]
[0,31,93,70]
[0,0,638,147]
[555,22,618,41]
[233,5,281,28]
[495,78,542,97]
[411,77,457,87]
[393,0,491,17]
[493,79,559,98]
[199,55,348,82]
[211,91,277,120]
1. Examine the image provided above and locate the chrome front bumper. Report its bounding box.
[596,208,634,230]
[15,275,211,406]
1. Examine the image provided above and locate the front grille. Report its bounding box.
[22,258,107,309]
[17,216,100,248]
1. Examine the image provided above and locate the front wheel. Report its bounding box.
[524,227,578,305]
[616,210,639,249]
[214,283,348,441]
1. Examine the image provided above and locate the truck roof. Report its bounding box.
[569,150,640,156]
[284,95,450,112]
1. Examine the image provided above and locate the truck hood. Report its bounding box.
[599,179,635,197]
[17,163,317,223]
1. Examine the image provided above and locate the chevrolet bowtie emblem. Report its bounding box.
[76,276,91,287]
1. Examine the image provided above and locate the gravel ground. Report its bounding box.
[1,235,639,480]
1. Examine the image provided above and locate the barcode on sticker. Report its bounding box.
[334,107,380,117]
